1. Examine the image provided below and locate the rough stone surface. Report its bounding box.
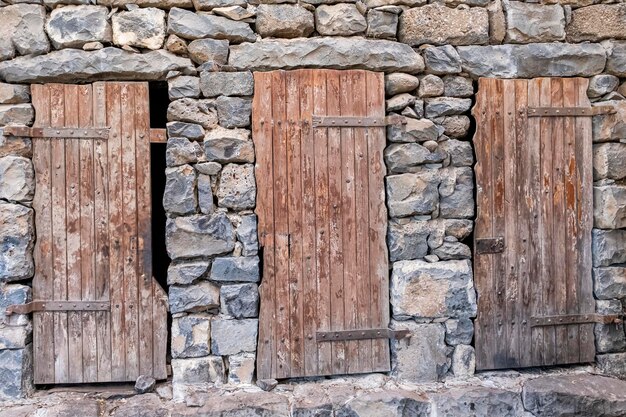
[256,5,315,38]
[169,282,220,314]
[594,185,626,229]
[229,37,424,73]
[385,73,419,97]
[166,212,235,259]
[387,117,438,143]
[443,76,474,98]
[316,4,367,36]
[337,390,432,416]
[0,156,33,202]
[444,318,473,345]
[112,7,166,50]
[451,344,475,377]
[228,353,255,385]
[595,319,626,353]
[594,267,626,300]
[135,375,156,394]
[440,139,473,166]
[187,38,229,65]
[592,101,626,142]
[167,260,210,285]
[167,7,256,43]
[505,2,565,43]
[0,5,49,60]
[567,4,626,42]
[197,174,214,215]
[210,318,258,355]
[597,353,626,379]
[166,34,188,55]
[366,10,398,40]
[204,127,254,163]
[0,104,34,127]
[432,387,528,417]
[0,48,193,83]
[167,122,205,142]
[457,43,607,79]
[166,137,203,167]
[220,283,259,318]
[164,165,197,215]
[168,98,218,129]
[434,116,471,138]
[592,229,626,267]
[423,45,462,75]
[398,4,489,46]
[46,6,111,49]
[200,71,254,97]
[588,75,620,99]
[0,202,34,282]
[168,76,200,100]
[0,284,30,327]
[192,0,246,11]
[425,97,472,118]
[210,256,259,283]
[594,143,626,181]
[172,356,225,384]
[171,315,210,358]
[216,96,251,128]
[0,346,32,400]
[216,163,256,210]
[390,321,447,382]
[386,172,438,218]
[0,84,29,105]
[432,241,471,260]
[385,143,446,173]
[607,42,626,77]
[418,75,444,98]
[391,259,476,319]
[236,214,259,256]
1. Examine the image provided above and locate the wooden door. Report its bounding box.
[253,70,390,379]
[29,83,167,384]
[473,78,595,370]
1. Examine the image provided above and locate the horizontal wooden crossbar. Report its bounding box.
[6,300,111,315]
[475,237,505,254]
[3,126,110,139]
[311,115,406,128]
[531,314,622,327]
[527,106,616,117]
[316,328,411,342]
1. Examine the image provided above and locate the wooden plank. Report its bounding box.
[365,71,390,372]
[313,70,332,376]
[31,84,55,384]
[152,280,168,380]
[253,72,276,380]
[92,82,112,382]
[149,128,166,143]
[120,83,140,380]
[78,84,98,382]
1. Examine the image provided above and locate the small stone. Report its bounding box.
[592,229,626,267]
[216,163,256,210]
[386,93,415,112]
[210,318,258,355]
[0,284,31,327]
[236,214,258,256]
[169,282,220,314]
[385,73,419,97]
[257,378,278,392]
[216,96,251,128]
[166,137,203,168]
[200,71,254,97]
[0,156,34,202]
[390,321,447,382]
[594,185,626,229]
[433,115,471,138]
[168,76,201,100]
[597,353,626,379]
[213,5,255,21]
[443,76,473,98]
[112,7,166,50]
[228,353,255,385]
[366,9,398,40]
[593,267,626,300]
[387,117,438,143]
[386,172,438,218]
[167,7,256,43]
[172,356,225,385]
[425,97,472,118]
[505,2,565,43]
[0,202,34,282]
[167,122,205,142]
[445,318,473,345]
[197,174,214,215]
[439,138,473,166]
[316,4,367,36]
[423,45,462,75]
[487,0,505,44]
[592,101,626,143]
[221,283,259,318]
[163,165,197,215]
[82,41,104,51]
[424,254,439,263]
[166,34,187,55]
[432,241,471,260]
[166,212,235,259]
[135,375,156,394]
[204,127,254,164]
[0,346,32,400]
[384,142,446,173]
[451,344,475,378]
[196,161,222,176]
[187,39,229,65]
[418,74,444,98]
[595,320,626,353]
[167,260,210,285]
[171,315,210,358]
[210,256,260,282]
[0,4,49,60]
[0,104,34,127]
[46,5,112,49]
[588,75,620,99]
[192,0,246,11]
[167,98,218,129]
[0,84,29,105]
[566,4,626,43]
[256,4,315,38]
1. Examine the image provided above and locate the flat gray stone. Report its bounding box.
[192,0,246,10]
[169,281,220,314]
[0,104,34,127]
[390,321,447,382]
[607,42,626,77]
[236,214,258,256]
[0,346,32,400]
[592,101,626,143]
[385,73,419,97]
[167,98,218,129]
[594,267,626,300]
[0,156,34,202]
[166,136,203,166]
[592,229,626,267]
[168,75,200,100]
[112,7,166,50]
[337,389,432,416]
[387,117,438,143]
[0,202,34,282]
[167,259,210,285]
[167,7,256,43]
[594,185,626,229]
[167,121,205,142]
[200,71,254,97]
[220,283,259,318]
[163,165,197,215]
[366,10,398,40]
[171,314,210,358]
[210,318,258,355]
[171,356,225,385]
[210,256,260,282]
[425,97,472,118]
[0,4,49,60]
[423,45,462,75]
[0,84,29,105]
[386,172,439,218]
[256,4,315,38]
[432,386,528,417]
[444,318,473,345]
[216,96,251,128]
[46,5,112,49]
[505,2,565,43]
[0,284,30,326]
[216,163,256,209]
[198,174,214,215]
[597,353,626,380]
[316,4,367,36]
[588,75,620,99]
[204,127,254,163]
[166,211,235,260]
[187,38,229,65]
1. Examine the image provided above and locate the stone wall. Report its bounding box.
[0,0,624,400]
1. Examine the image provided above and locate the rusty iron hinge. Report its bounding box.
[475,237,505,254]
[316,328,411,343]
[527,106,616,117]
[2,125,110,139]
[530,314,622,327]
[311,115,406,128]
[6,300,111,315]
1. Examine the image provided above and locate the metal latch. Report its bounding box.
[530,314,622,327]
[2,125,110,139]
[527,106,616,117]
[6,301,111,315]
[475,237,505,254]
[311,115,407,128]
[316,328,411,343]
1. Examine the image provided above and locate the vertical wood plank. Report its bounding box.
[152,280,168,380]
[31,84,55,384]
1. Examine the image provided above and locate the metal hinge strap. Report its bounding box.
[316,328,411,343]
[311,115,406,128]
[6,301,111,315]
[475,237,505,254]
[2,126,110,139]
[527,106,616,117]
[531,314,622,327]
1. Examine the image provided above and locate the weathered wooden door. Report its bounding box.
[23,83,167,384]
[473,78,598,370]
[253,70,390,379]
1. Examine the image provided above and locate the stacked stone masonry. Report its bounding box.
[0,0,624,401]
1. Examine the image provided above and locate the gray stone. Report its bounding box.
[135,375,156,394]
[0,346,32,400]
[187,39,229,65]
[423,45,462,75]
[46,6,112,49]
[216,163,256,209]
[457,43,607,79]
[434,116,471,139]
[0,84,29,105]
[200,71,254,97]
[167,98,218,129]
[366,10,398,40]
[592,101,626,142]
[391,259,476,319]
[168,260,210,286]
[588,75,620,99]
[387,218,429,262]
[167,7,256,43]
[0,5,48,60]
[99,0,193,7]
[164,165,197,215]
[196,161,222,176]
[198,174,214,215]
[220,283,259,318]
[112,7,166,50]
[337,390,432,416]
[167,122,205,142]
[172,356,225,384]
[316,4,366,36]
[387,117,438,143]
[595,320,626,353]
[213,6,255,21]
[0,48,194,83]
[257,379,278,392]
[363,0,424,6]
[505,2,565,43]
[443,76,474,98]
[384,143,446,173]
[399,4,489,46]
[385,73,419,97]
[204,127,254,163]
[169,282,220,314]
[229,37,424,73]
[168,76,201,100]
[566,4,626,42]
[432,387,528,417]
[522,374,626,417]
[228,353,255,385]
[166,34,188,55]
[594,267,626,299]
[386,172,438,218]
[597,353,626,380]
[192,0,246,10]
[444,318,473,345]
[390,321,447,382]
[0,202,34,282]
[418,74,444,98]
[432,241,471,260]
[0,104,34,127]
[166,137,203,167]
[594,185,626,229]
[256,5,315,38]
[0,156,34,202]
[425,97,472,118]
[386,93,415,112]
[210,256,259,282]
[597,299,622,316]
[607,42,626,77]
[166,212,235,259]
[0,324,31,350]
[0,284,30,326]
[210,318,258,355]
[171,314,210,358]
[592,229,626,267]
[439,167,474,219]
[451,344,475,377]
[236,214,258,256]
[216,96,251,128]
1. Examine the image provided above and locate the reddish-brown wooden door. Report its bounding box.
[29,83,167,384]
[253,70,390,379]
[473,78,595,370]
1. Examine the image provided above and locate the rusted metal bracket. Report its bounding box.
[527,106,616,117]
[475,237,505,254]
[311,115,407,128]
[6,301,111,315]
[316,328,411,343]
[530,314,622,327]
[2,125,110,139]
